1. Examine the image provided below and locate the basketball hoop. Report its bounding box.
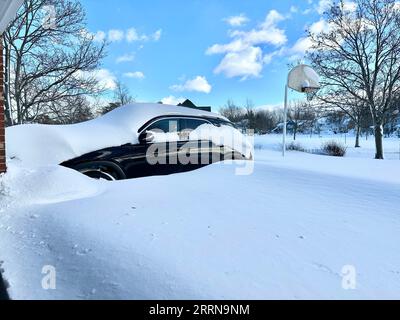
[282,64,321,157]
[303,87,319,101]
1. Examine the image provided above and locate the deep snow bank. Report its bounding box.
[1,162,102,206]
[2,155,400,299]
[6,103,227,166]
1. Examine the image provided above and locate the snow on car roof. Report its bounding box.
[6,103,228,167]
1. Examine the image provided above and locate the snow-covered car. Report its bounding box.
[7,103,252,180]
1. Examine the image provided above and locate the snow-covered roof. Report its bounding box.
[6,103,228,166]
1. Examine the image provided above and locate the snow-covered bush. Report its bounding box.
[322,141,347,157]
[286,141,305,152]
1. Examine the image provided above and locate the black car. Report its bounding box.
[61,114,249,180]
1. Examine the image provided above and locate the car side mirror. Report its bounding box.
[139,131,154,144]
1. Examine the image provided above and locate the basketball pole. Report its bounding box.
[283,80,288,158]
[282,64,320,158]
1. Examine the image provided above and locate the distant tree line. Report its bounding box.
[219,97,396,144]
[219,99,321,138]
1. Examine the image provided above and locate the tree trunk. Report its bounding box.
[374,125,384,160]
[3,40,12,126]
[293,124,297,141]
[355,125,361,148]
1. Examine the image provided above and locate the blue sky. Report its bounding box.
[81,0,335,111]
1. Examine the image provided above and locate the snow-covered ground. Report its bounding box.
[255,133,400,160]
[1,133,400,300]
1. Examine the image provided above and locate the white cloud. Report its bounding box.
[291,37,313,55]
[316,0,333,14]
[230,27,287,47]
[91,27,162,43]
[126,28,162,42]
[262,9,286,29]
[108,29,124,42]
[126,28,141,42]
[309,18,330,34]
[206,39,247,55]
[93,31,106,42]
[343,1,357,12]
[214,46,263,80]
[161,96,186,105]
[80,69,117,90]
[287,17,333,61]
[207,10,287,55]
[206,10,287,79]
[170,76,212,94]
[290,6,299,13]
[79,29,93,40]
[282,18,331,61]
[123,71,145,79]
[263,50,280,65]
[152,29,162,41]
[223,14,249,27]
[96,69,117,90]
[116,53,135,63]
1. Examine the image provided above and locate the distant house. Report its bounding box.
[177,99,212,112]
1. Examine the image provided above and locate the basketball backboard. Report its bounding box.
[287,64,320,93]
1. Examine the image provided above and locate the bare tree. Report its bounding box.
[37,95,94,124]
[244,99,256,130]
[113,80,134,106]
[288,100,309,140]
[316,93,368,147]
[101,81,134,115]
[4,0,106,125]
[308,0,400,159]
[219,99,245,123]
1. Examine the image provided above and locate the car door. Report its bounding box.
[123,118,180,178]
[177,118,223,170]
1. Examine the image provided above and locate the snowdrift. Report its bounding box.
[150,124,253,159]
[5,103,228,166]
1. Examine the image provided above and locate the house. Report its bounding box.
[177,99,212,112]
[0,0,24,174]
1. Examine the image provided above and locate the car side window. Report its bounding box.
[179,118,209,141]
[180,119,209,131]
[147,119,179,133]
